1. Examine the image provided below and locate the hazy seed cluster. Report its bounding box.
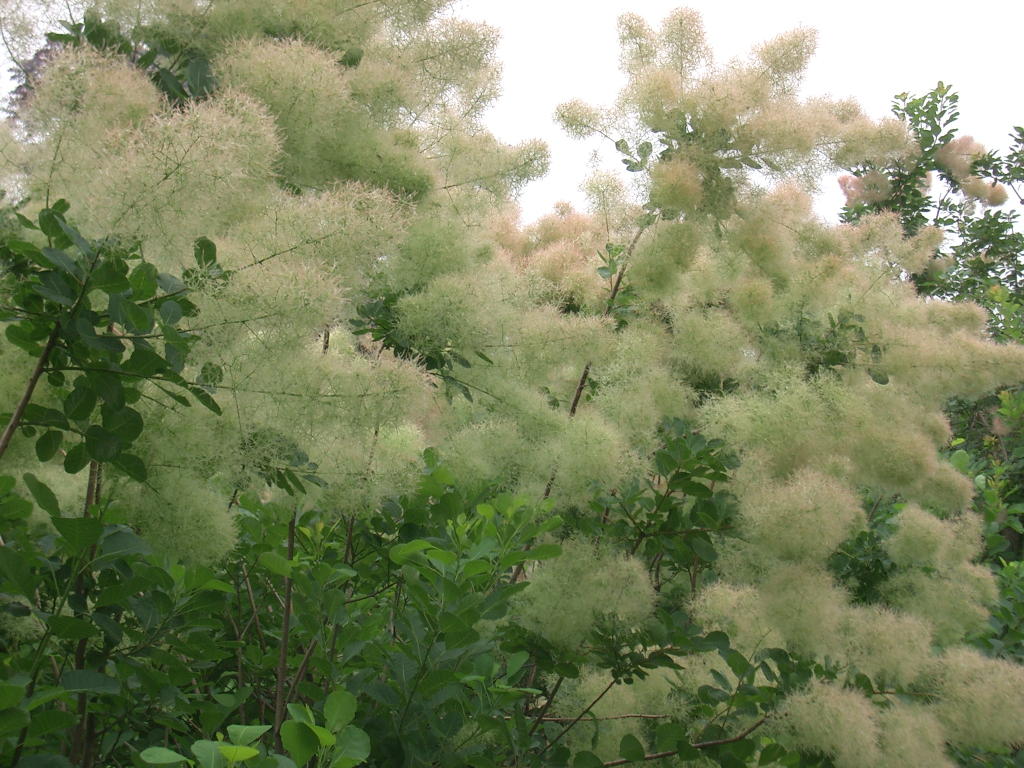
[1,3,1023,762]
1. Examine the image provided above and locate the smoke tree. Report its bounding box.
[0,2,1023,767]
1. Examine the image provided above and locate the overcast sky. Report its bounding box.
[453,0,1024,224]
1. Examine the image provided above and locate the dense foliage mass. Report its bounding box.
[0,2,1022,767]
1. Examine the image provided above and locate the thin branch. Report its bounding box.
[537,679,616,758]
[0,323,61,462]
[273,507,298,749]
[286,638,319,703]
[600,716,768,766]
[527,676,563,737]
[531,713,670,723]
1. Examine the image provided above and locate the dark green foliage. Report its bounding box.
[350,292,488,402]
[43,9,215,105]
[0,203,222,475]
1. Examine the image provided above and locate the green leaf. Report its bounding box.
[194,237,217,268]
[64,443,89,474]
[198,578,234,592]
[87,371,124,408]
[140,746,192,765]
[157,272,186,295]
[109,293,153,333]
[35,431,63,462]
[15,212,38,230]
[123,347,169,377]
[16,755,74,768]
[655,721,685,752]
[185,57,214,97]
[90,259,130,294]
[41,248,83,280]
[504,651,529,680]
[0,707,30,736]
[286,703,314,725]
[721,648,751,677]
[74,315,123,354]
[38,208,65,239]
[950,449,971,474]
[258,551,293,578]
[122,300,154,333]
[191,740,227,768]
[85,424,123,461]
[188,386,222,415]
[227,724,272,747]
[0,546,37,596]
[130,262,159,300]
[668,476,713,497]
[389,540,432,564]
[309,724,336,748]
[56,216,93,257]
[159,300,183,325]
[689,534,718,562]
[64,384,97,421]
[332,725,370,765]
[46,616,98,640]
[5,323,44,353]
[23,473,60,516]
[425,547,456,566]
[52,516,103,554]
[217,745,260,763]
[35,271,75,306]
[525,543,561,560]
[102,406,144,443]
[24,404,69,429]
[280,720,319,767]
[572,752,603,768]
[619,734,645,761]
[759,743,787,765]
[0,681,25,709]
[113,453,147,481]
[59,670,119,694]
[99,528,152,559]
[324,689,357,732]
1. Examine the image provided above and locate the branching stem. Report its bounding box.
[0,323,61,463]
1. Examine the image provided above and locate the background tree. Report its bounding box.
[1,4,1023,768]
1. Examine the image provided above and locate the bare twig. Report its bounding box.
[537,679,616,758]
[273,507,298,749]
[527,676,563,737]
[600,716,768,766]
[0,323,61,462]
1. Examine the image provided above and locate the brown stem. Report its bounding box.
[527,713,669,723]
[69,461,100,767]
[344,515,355,565]
[566,362,593,420]
[286,638,319,702]
[527,676,563,737]
[240,563,266,649]
[323,623,341,697]
[537,679,616,758]
[542,223,649,501]
[273,507,298,749]
[600,716,768,766]
[0,323,61,463]
[228,613,247,723]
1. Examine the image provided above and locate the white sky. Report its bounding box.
[453,0,1024,224]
